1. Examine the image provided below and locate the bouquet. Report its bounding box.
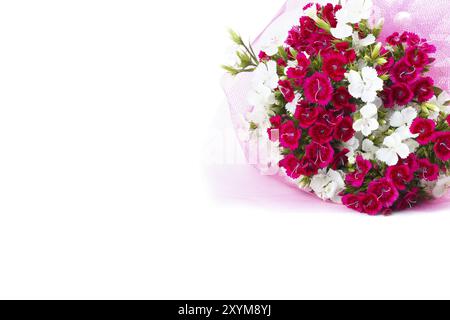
[222,0,450,215]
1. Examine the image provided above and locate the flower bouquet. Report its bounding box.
[222,0,450,215]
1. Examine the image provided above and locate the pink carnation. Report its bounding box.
[308,123,334,144]
[410,118,436,145]
[305,142,334,169]
[294,102,319,129]
[433,132,450,161]
[418,159,440,182]
[368,178,399,208]
[345,155,372,188]
[390,59,420,84]
[413,77,434,102]
[386,164,413,191]
[303,73,333,106]
[279,154,301,179]
[278,80,295,103]
[279,120,301,150]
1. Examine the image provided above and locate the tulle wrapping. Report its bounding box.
[221,0,450,188]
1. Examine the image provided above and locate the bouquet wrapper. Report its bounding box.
[220,0,450,210]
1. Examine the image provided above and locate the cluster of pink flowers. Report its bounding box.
[225,1,450,215]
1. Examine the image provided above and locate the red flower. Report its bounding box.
[405,47,429,68]
[361,193,383,215]
[401,32,420,46]
[345,155,372,188]
[331,148,349,170]
[322,3,342,28]
[342,194,364,213]
[396,188,420,211]
[380,87,395,108]
[334,116,355,142]
[399,153,420,173]
[303,73,333,106]
[392,83,414,106]
[334,42,357,63]
[298,156,319,177]
[279,154,302,179]
[277,58,287,67]
[390,59,420,83]
[413,77,434,102]
[294,101,319,129]
[447,115,450,126]
[417,159,440,181]
[332,87,356,113]
[410,118,436,145]
[279,120,301,150]
[286,52,310,81]
[305,142,334,169]
[269,115,282,128]
[433,131,450,161]
[317,109,340,128]
[386,164,413,191]
[309,123,334,144]
[278,80,295,103]
[267,115,282,142]
[322,52,347,81]
[368,178,399,208]
[376,56,395,76]
[386,32,402,46]
[258,51,270,62]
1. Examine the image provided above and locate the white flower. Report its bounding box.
[432,176,450,198]
[330,22,353,39]
[428,91,450,119]
[285,93,302,115]
[248,61,279,110]
[362,139,379,160]
[260,35,283,56]
[353,103,379,136]
[251,61,279,90]
[390,107,417,128]
[376,133,411,166]
[347,67,384,103]
[340,0,373,24]
[352,32,376,52]
[310,169,345,203]
[330,0,373,39]
[247,84,275,110]
[344,136,360,164]
[389,107,418,140]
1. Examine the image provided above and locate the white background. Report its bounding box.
[0,0,450,300]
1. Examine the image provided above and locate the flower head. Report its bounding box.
[417,158,439,182]
[347,67,384,103]
[310,169,345,203]
[433,132,450,161]
[305,142,335,169]
[376,133,411,166]
[353,103,379,136]
[303,73,333,106]
[368,178,399,208]
[409,118,436,145]
[279,120,301,150]
[386,164,413,191]
[345,155,372,188]
[294,101,319,128]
